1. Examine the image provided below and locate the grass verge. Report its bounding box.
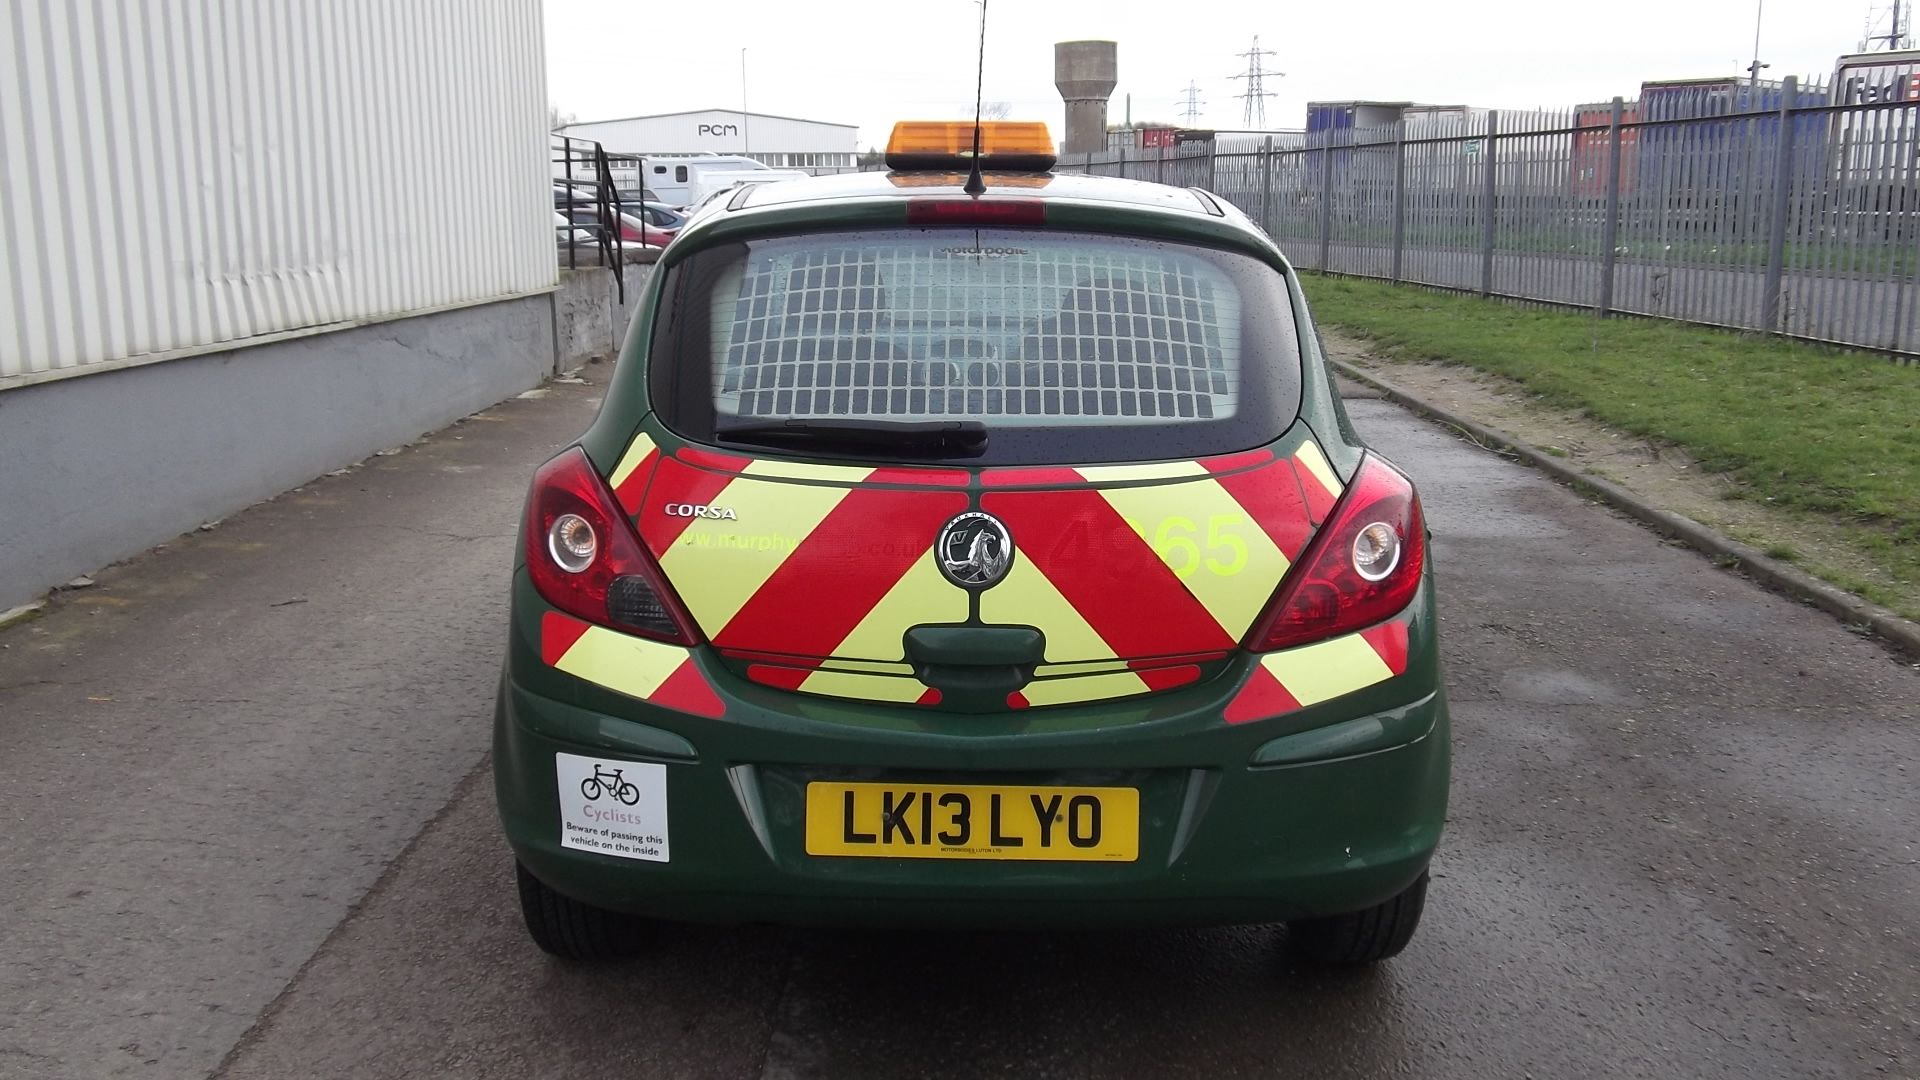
[1303,274,1920,616]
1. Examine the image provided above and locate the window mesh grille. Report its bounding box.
[709,237,1243,425]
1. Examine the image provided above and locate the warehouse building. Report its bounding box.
[0,0,558,611]
[559,109,859,172]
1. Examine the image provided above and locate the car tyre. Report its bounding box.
[1286,870,1428,966]
[516,861,642,961]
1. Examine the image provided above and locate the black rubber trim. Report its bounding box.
[1286,870,1428,965]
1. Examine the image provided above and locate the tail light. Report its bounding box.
[523,447,701,645]
[1246,453,1425,653]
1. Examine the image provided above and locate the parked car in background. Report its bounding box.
[553,181,600,211]
[552,211,598,248]
[559,208,671,248]
[636,202,690,237]
[556,182,657,214]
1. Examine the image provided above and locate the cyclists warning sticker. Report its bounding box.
[555,753,669,862]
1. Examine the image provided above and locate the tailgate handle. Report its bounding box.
[904,626,1044,708]
[904,626,1045,668]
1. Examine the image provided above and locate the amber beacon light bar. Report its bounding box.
[885,120,1058,172]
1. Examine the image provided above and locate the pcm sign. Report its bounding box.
[698,123,740,137]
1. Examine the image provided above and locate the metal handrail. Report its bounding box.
[550,133,633,302]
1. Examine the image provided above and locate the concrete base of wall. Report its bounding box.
[553,269,614,370]
[0,293,557,610]
[554,248,656,370]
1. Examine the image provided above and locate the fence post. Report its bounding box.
[1597,97,1624,316]
[1391,118,1407,283]
[1480,110,1498,296]
[1156,144,1166,185]
[1761,76,1798,332]
[1318,133,1334,271]
[1207,142,1218,193]
[562,138,577,271]
[1260,135,1274,235]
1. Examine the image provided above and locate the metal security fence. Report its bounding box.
[1072,76,1920,361]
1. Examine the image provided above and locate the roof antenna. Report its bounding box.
[964,0,989,195]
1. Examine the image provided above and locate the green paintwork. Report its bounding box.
[1250,693,1439,766]
[498,168,1449,927]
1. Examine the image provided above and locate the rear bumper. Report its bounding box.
[494,670,1450,929]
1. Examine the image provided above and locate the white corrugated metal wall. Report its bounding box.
[0,0,554,387]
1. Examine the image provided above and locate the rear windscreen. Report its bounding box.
[650,227,1303,464]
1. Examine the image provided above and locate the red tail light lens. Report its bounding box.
[523,447,701,645]
[1246,453,1426,653]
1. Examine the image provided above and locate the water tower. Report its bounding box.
[1054,41,1117,155]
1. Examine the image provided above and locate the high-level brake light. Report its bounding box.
[905,199,1046,226]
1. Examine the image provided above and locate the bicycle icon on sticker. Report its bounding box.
[580,764,641,806]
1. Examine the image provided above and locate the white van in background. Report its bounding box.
[638,155,807,207]
[683,168,807,207]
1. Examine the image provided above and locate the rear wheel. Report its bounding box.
[515,861,643,961]
[1286,870,1429,966]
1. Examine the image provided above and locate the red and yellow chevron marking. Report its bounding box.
[981,452,1316,656]
[1223,617,1411,724]
[973,441,1345,708]
[805,537,967,662]
[708,487,970,656]
[607,432,660,514]
[1095,471,1294,643]
[654,472,868,633]
[797,668,937,703]
[540,611,725,718]
[634,449,972,659]
[1204,455,1316,561]
[1290,439,1342,522]
[595,429,1354,709]
[744,662,940,705]
[986,486,1237,657]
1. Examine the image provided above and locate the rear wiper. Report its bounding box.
[715,418,988,458]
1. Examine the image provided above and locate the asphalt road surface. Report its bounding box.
[2,366,1917,1080]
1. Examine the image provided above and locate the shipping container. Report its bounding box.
[1630,76,1827,203]
[1824,52,1920,240]
[1831,49,1920,105]
[1306,101,1414,138]
[1570,102,1640,199]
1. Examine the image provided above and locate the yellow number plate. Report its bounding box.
[804,782,1139,862]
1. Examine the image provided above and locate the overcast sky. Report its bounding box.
[545,0,1900,145]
